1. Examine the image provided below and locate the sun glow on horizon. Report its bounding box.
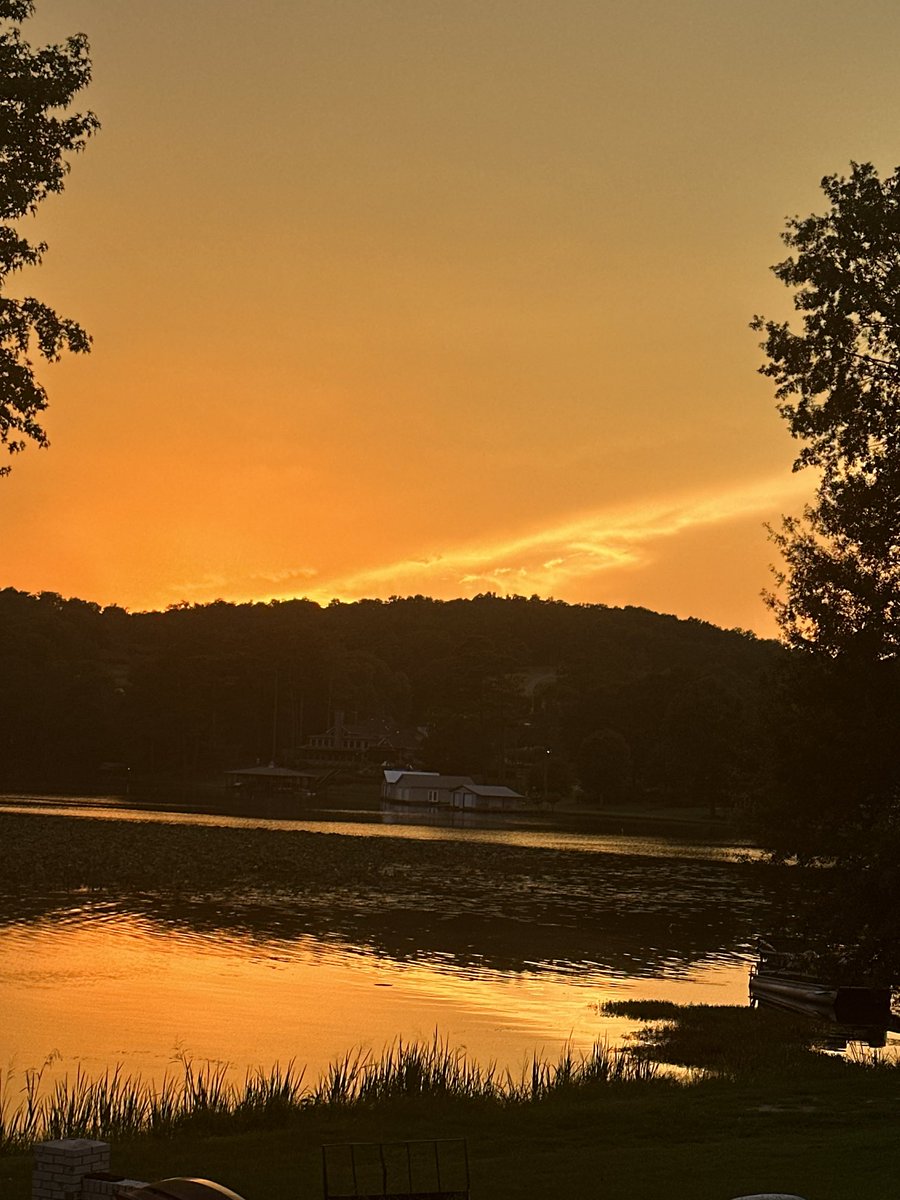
[4,0,895,637]
[143,472,811,636]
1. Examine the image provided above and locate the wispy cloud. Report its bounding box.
[162,472,809,614]
[171,565,318,600]
[294,472,810,603]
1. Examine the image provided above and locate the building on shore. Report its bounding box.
[382,769,525,812]
[449,782,525,812]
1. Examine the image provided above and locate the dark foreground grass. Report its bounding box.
[0,1039,655,1155]
[4,1008,900,1200]
[2,1065,899,1200]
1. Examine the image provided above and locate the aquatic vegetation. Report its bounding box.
[0,1036,655,1155]
[308,1036,656,1107]
[601,999,683,1020]
[0,1054,308,1154]
[603,1000,900,1080]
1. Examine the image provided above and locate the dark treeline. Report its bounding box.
[0,588,782,805]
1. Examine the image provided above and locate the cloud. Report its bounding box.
[292,472,810,604]
[169,565,318,601]
[160,472,810,619]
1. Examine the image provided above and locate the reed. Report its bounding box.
[0,1036,655,1155]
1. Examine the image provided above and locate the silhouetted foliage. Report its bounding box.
[753,163,900,972]
[753,162,900,659]
[0,0,98,473]
[576,729,632,806]
[0,589,780,805]
[657,672,751,815]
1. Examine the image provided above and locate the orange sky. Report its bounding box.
[5,1,900,634]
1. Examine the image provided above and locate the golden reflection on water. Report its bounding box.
[0,794,762,861]
[1,910,750,1090]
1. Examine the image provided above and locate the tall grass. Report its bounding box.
[0,1054,308,1155]
[311,1035,658,1108]
[0,1037,654,1156]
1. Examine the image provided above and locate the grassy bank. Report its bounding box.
[0,1039,656,1154]
[3,1007,900,1200]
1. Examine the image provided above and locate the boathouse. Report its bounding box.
[382,770,526,811]
[382,770,474,806]
[449,782,525,812]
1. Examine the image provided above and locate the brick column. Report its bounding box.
[32,1139,111,1200]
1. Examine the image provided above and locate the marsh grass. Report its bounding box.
[0,1036,653,1156]
[601,999,682,1020]
[4,1008,889,1156]
[602,999,900,1079]
[312,1037,658,1109]
[0,1054,307,1156]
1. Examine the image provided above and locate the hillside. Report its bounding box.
[0,589,782,802]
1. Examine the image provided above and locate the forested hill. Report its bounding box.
[0,589,782,803]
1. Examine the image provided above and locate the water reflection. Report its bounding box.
[0,800,780,976]
[0,791,761,860]
[0,856,774,980]
[751,994,900,1056]
[0,799,786,1097]
[0,905,751,1091]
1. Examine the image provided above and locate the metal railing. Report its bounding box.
[322,1138,470,1200]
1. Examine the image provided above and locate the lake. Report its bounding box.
[0,794,780,1096]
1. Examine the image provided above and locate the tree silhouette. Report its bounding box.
[0,0,98,475]
[753,164,900,969]
[753,162,900,660]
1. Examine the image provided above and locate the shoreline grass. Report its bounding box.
[6,1004,894,1157]
[5,1008,900,1200]
[602,997,900,1087]
[0,1036,658,1156]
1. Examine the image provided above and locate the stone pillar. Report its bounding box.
[32,1139,111,1200]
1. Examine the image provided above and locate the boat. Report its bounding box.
[749,945,892,1024]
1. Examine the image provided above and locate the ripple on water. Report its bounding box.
[0,797,780,1092]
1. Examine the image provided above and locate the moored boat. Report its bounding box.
[749,946,892,1024]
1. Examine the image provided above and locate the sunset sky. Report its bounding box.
[4,0,900,634]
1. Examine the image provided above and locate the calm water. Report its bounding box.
[1,794,774,1093]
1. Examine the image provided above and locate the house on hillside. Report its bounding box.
[303,711,420,765]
